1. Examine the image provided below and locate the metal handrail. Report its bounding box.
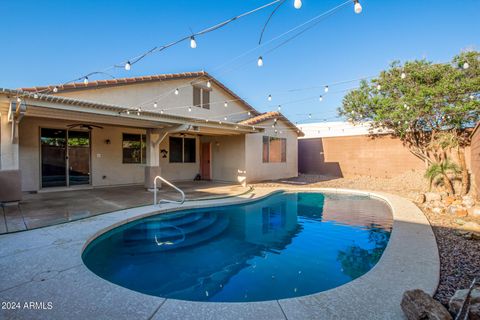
[153,175,186,206]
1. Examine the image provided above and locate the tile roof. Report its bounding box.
[19,71,260,116]
[239,111,304,136]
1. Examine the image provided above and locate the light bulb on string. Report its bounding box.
[308,113,312,119]
[224,116,228,121]
[53,87,58,93]
[207,80,211,88]
[294,0,302,9]
[188,106,192,112]
[401,72,406,79]
[125,61,131,71]
[224,102,228,108]
[190,36,197,49]
[377,84,381,90]
[268,94,272,101]
[277,105,281,111]
[160,109,164,114]
[319,95,323,102]
[153,102,158,108]
[353,0,362,14]
[174,88,179,95]
[463,62,469,70]
[84,77,89,85]
[257,56,263,67]
[126,110,130,115]
[324,86,329,93]
[248,111,251,116]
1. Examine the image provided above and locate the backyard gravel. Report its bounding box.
[254,171,480,307]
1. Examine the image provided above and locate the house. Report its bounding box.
[0,71,302,200]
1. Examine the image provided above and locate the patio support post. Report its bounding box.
[144,128,162,189]
[0,106,22,202]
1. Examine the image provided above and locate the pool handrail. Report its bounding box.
[153,175,185,206]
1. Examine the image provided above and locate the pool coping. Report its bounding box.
[0,187,439,320]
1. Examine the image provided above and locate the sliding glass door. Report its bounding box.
[40,128,91,188]
[68,131,91,186]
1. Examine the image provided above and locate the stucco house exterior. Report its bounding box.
[0,72,302,200]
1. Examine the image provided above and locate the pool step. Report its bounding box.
[126,215,230,253]
[124,212,219,242]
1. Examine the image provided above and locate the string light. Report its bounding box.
[125,61,131,71]
[224,116,228,121]
[188,106,192,112]
[353,0,362,14]
[277,105,282,111]
[207,80,211,88]
[126,110,130,115]
[319,95,323,102]
[308,113,312,119]
[153,102,158,108]
[324,85,329,93]
[175,88,179,95]
[377,84,381,90]
[401,72,406,79]
[257,56,264,67]
[294,0,302,9]
[160,109,164,114]
[463,62,469,70]
[190,36,197,49]
[53,87,58,93]
[248,111,251,116]
[224,101,228,107]
[84,77,89,85]
[268,94,272,101]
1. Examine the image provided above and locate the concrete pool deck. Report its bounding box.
[0,182,248,234]
[0,188,439,320]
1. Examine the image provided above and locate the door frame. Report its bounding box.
[200,142,212,180]
[39,126,92,189]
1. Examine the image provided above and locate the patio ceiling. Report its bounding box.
[0,88,262,135]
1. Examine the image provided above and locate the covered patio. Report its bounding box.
[0,181,250,234]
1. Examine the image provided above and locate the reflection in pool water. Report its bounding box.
[82,192,392,302]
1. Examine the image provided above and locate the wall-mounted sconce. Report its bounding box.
[160,149,168,158]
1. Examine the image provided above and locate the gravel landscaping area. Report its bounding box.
[253,171,480,307]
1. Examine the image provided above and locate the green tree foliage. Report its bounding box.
[425,160,461,195]
[338,50,479,194]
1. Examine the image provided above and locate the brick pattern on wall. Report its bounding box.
[471,126,480,200]
[298,135,426,178]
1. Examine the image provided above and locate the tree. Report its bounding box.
[338,50,480,194]
[424,159,460,195]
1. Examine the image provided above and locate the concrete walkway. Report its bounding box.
[0,188,439,320]
[0,182,248,234]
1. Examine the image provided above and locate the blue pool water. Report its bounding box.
[82,192,392,302]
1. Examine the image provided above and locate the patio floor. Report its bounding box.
[0,181,248,234]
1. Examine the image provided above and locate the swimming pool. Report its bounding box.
[82,191,393,302]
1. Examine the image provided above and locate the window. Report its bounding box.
[169,136,196,163]
[122,133,146,164]
[262,136,286,163]
[193,86,210,109]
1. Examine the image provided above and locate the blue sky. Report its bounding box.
[0,0,478,123]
